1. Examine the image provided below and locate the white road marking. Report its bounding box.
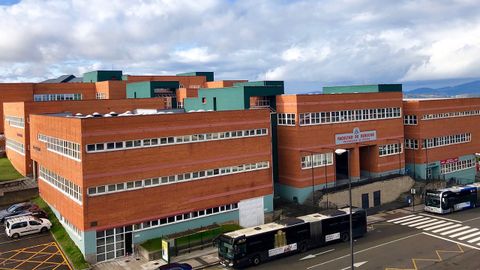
[387,214,416,223]
[432,224,462,234]
[392,216,424,224]
[300,249,335,261]
[399,218,431,226]
[339,261,368,270]
[440,226,470,236]
[462,216,480,223]
[419,213,462,223]
[407,218,436,227]
[450,228,479,238]
[423,222,453,231]
[422,232,480,251]
[467,236,480,243]
[459,231,480,241]
[306,233,423,269]
[416,220,446,229]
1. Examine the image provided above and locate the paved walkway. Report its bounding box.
[93,206,412,270]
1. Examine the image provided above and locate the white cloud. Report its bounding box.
[0,0,480,86]
[172,47,219,63]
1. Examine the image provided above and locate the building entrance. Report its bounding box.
[359,146,373,179]
[336,151,349,181]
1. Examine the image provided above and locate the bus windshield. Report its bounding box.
[425,196,440,207]
[217,237,235,259]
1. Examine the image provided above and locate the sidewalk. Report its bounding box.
[92,247,219,270]
[173,247,219,269]
[94,204,427,270]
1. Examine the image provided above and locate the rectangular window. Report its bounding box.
[4,116,25,128]
[39,165,82,204]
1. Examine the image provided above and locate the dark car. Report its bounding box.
[158,263,192,270]
[0,202,43,223]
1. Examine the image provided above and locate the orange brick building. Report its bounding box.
[275,86,405,203]
[3,99,165,176]
[403,98,480,183]
[29,108,273,262]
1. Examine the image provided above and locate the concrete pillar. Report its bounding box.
[349,147,360,181]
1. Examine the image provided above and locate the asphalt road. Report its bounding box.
[0,209,72,270]
[208,207,480,270]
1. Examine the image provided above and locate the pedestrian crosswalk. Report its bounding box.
[387,214,480,246]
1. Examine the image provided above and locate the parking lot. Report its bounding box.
[0,217,71,270]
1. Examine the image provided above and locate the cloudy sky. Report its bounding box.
[1,0,480,92]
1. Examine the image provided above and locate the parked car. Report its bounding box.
[0,202,45,223]
[158,263,193,270]
[5,216,52,239]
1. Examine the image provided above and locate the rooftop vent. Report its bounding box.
[254,227,262,230]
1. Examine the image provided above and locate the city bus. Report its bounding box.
[424,183,480,214]
[216,207,367,268]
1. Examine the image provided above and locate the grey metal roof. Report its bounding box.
[40,74,77,83]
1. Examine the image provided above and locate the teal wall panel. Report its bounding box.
[83,70,122,82]
[263,194,274,213]
[275,183,327,204]
[406,154,476,183]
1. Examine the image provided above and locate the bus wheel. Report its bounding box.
[341,232,350,242]
[252,256,261,266]
[300,243,308,252]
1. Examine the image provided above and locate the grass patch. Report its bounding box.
[141,238,163,252]
[0,157,23,181]
[32,197,90,270]
[175,223,242,249]
[140,223,242,253]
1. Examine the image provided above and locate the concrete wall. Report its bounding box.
[317,176,415,208]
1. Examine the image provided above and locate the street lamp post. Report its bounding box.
[334,148,353,270]
[319,147,336,209]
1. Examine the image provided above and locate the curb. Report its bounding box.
[194,261,220,269]
[49,230,80,270]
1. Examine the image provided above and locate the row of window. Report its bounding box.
[132,203,239,232]
[33,93,82,102]
[60,215,81,237]
[5,139,24,155]
[422,109,480,120]
[39,165,82,204]
[300,153,334,169]
[424,133,471,149]
[404,139,419,149]
[298,107,402,126]
[5,115,24,128]
[441,158,476,174]
[86,128,268,153]
[277,113,296,126]
[404,115,418,125]
[94,202,238,262]
[38,134,81,161]
[87,161,270,196]
[379,143,403,157]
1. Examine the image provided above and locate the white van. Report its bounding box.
[5,216,52,238]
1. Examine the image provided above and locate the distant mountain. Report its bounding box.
[406,80,480,98]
